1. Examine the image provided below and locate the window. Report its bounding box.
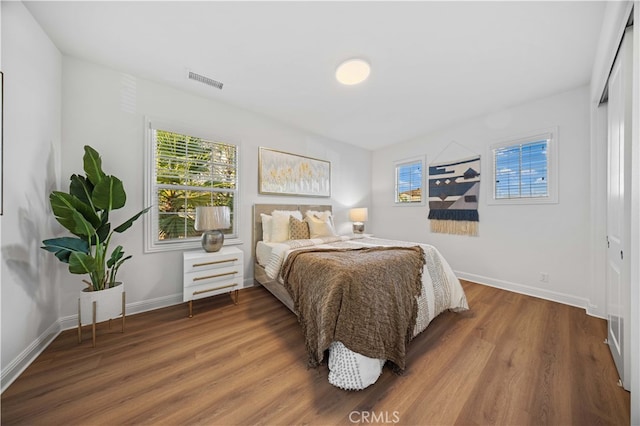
[395,157,424,204]
[489,128,557,205]
[145,118,239,252]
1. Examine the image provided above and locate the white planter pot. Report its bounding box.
[78,282,126,346]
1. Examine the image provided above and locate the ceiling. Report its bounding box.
[24,1,606,150]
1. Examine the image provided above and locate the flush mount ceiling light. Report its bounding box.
[335,58,371,85]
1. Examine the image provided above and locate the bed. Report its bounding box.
[252,204,468,390]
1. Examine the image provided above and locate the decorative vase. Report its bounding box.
[78,282,126,347]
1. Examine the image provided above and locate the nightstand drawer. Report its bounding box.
[184,252,241,274]
[184,265,241,289]
[184,278,242,302]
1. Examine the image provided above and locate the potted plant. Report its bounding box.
[41,145,149,344]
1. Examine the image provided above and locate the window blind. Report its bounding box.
[494,139,549,199]
[152,128,238,244]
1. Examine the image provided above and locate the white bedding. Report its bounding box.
[262,235,468,390]
[255,241,276,267]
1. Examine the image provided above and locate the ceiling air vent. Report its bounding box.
[188,71,224,90]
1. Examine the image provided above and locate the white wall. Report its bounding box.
[0,1,62,391]
[632,3,640,421]
[59,56,371,320]
[632,4,639,421]
[372,86,592,311]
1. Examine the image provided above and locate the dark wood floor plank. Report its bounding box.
[1,280,630,425]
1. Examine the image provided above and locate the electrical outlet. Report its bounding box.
[540,272,549,283]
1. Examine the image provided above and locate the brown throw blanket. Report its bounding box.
[280,245,425,371]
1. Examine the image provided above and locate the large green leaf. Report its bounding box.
[113,206,151,233]
[41,237,89,254]
[93,175,126,211]
[114,255,132,270]
[69,174,95,209]
[69,252,96,274]
[94,222,110,245]
[49,192,79,232]
[83,145,105,186]
[70,208,97,238]
[41,237,90,264]
[50,192,100,234]
[107,245,124,268]
[88,209,110,245]
[107,247,132,285]
[54,250,73,264]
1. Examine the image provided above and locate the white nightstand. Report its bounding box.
[183,246,244,317]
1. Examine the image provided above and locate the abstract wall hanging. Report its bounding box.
[428,155,480,236]
[258,147,331,197]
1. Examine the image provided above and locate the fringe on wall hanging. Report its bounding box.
[428,153,481,236]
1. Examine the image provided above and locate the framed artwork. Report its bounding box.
[258,147,331,197]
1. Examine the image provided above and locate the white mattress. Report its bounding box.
[255,241,278,267]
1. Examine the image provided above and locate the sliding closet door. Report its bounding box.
[607,27,632,391]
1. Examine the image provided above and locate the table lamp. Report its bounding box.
[349,207,368,234]
[195,206,230,252]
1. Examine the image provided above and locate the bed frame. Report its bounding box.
[252,203,333,313]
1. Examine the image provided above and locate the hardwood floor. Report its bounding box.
[1,281,630,425]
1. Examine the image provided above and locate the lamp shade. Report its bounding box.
[194,206,230,231]
[349,208,368,223]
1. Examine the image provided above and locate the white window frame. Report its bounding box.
[487,127,558,205]
[394,156,426,206]
[144,117,241,253]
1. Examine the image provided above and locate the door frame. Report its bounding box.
[591,1,638,422]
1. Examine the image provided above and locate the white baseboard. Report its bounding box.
[1,321,61,394]
[59,292,183,331]
[455,271,604,318]
[586,303,606,319]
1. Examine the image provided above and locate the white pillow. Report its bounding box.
[270,210,303,243]
[306,214,337,238]
[306,210,331,219]
[305,210,334,228]
[260,214,273,243]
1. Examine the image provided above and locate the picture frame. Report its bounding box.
[258,147,331,197]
